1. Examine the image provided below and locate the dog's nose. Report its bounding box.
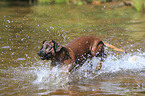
[37,51,46,57]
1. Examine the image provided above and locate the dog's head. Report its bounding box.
[37,40,62,60]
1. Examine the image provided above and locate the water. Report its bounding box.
[1,52,145,95]
[0,1,145,95]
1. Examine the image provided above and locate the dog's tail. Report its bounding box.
[103,41,125,52]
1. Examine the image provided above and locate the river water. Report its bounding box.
[0,1,145,95]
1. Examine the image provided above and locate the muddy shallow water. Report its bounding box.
[0,1,145,96]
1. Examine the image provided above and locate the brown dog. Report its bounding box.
[37,36,125,72]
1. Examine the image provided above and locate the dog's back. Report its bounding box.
[66,36,102,59]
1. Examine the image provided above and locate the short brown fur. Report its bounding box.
[37,36,125,72]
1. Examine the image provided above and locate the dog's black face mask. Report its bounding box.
[37,40,62,60]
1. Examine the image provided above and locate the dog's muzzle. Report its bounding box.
[37,50,52,60]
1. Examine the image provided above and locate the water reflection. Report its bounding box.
[0,1,145,96]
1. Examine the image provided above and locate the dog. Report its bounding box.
[37,36,125,72]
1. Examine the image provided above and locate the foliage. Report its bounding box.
[38,0,52,4]
[38,0,69,4]
[133,0,144,12]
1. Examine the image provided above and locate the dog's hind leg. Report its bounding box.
[96,43,107,70]
[91,40,107,70]
[96,53,107,70]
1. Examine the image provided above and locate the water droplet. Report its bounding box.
[17,58,26,61]
[7,20,10,23]
[1,46,10,49]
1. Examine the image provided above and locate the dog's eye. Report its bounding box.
[46,45,53,50]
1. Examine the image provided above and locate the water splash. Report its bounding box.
[32,52,145,87]
[4,52,144,95]
[32,64,70,88]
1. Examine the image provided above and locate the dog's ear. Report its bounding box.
[52,40,62,52]
[43,40,46,44]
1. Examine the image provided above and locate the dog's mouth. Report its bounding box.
[37,51,52,60]
[41,53,52,60]
[40,54,51,60]
[40,56,46,60]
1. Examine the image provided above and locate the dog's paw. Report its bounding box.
[96,62,102,70]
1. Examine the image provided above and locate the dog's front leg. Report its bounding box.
[49,60,57,71]
[60,63,76,76]
[68,62,78,72]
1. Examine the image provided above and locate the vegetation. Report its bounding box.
[1,0,145,12]
[133,0,144,12]
[37,0,113,4]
